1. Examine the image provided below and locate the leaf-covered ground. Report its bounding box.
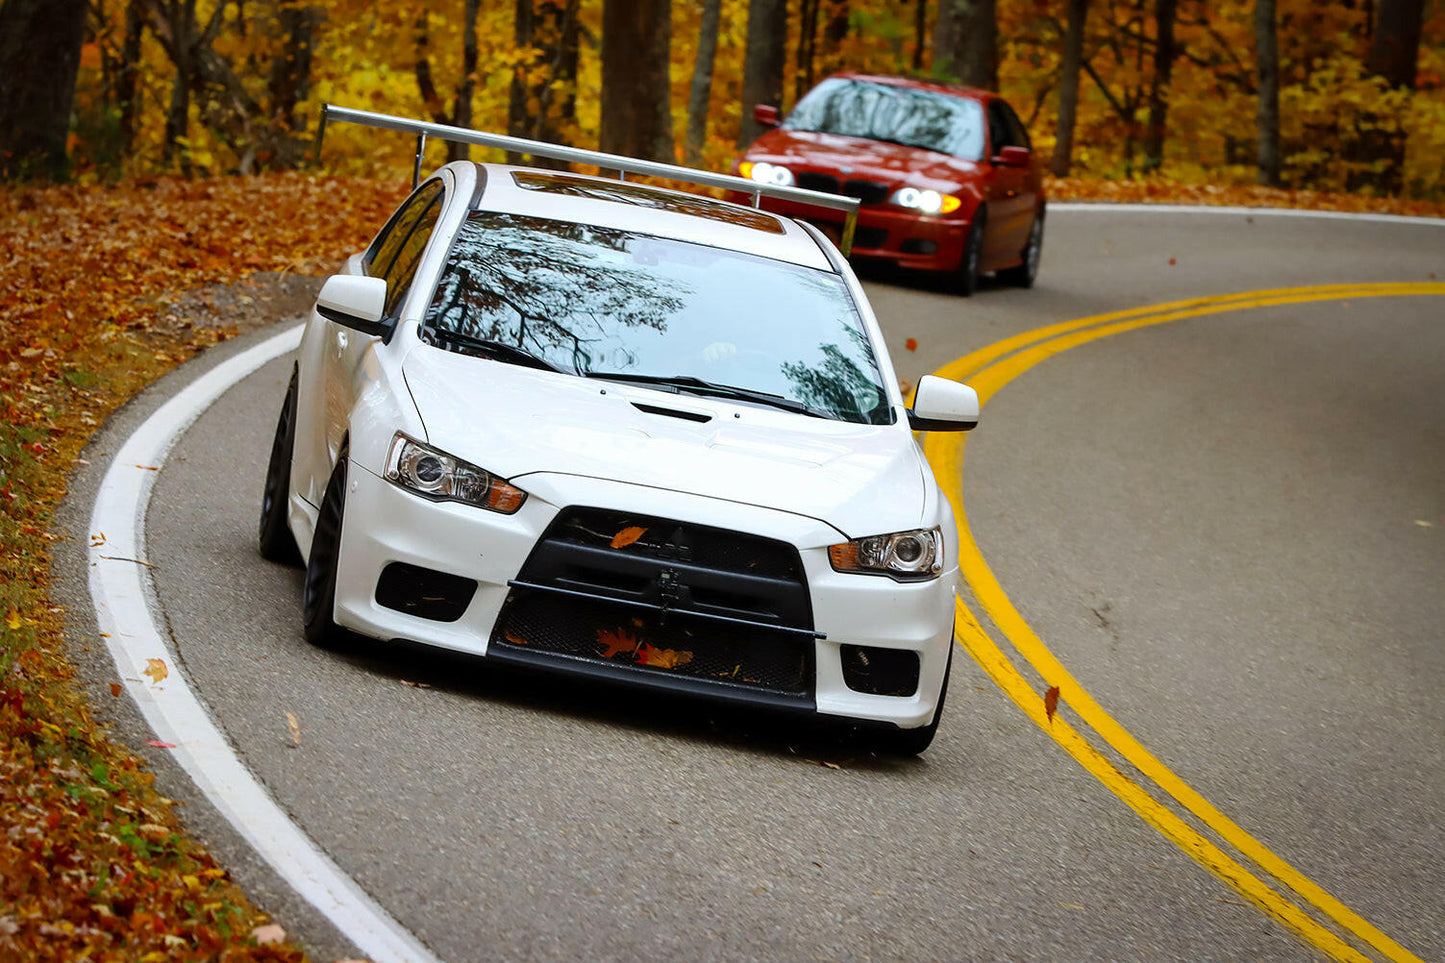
[0,170,1441,962]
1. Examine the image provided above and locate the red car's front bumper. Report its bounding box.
[731,193,970,274]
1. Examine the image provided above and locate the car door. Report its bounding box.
[980,99,1033,268]
[300,178,446,507]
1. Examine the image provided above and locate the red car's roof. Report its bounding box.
[822,71,993,101]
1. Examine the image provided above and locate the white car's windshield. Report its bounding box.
[424,212,893,425]
[783,77,985,161]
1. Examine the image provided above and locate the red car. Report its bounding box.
[732,73,1046,295]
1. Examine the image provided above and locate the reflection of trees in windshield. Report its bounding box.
[785,79,984,161]
[779,325,890,425]
[426,214,686,373]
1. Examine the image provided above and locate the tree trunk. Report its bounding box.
[1368,0,1424,89]
[737,0,787,147]
[448,0,480,161]
[686,0,723,165]
[1346,0,1424,194]
[0,0,89,180]
[268,4,321,133]
[1050,0,1088,176]
[912,0,927,72]
[933,0,997,90]
[600,0,674,163]
[118,0,145,154]
[1142,0,1176,172]
[795,0,821,104]
[1254,0,1280,187]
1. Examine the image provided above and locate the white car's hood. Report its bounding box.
[402,347,928,538]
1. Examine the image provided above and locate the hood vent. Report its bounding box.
[632,402,712,423]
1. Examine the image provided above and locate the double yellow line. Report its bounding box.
[923,282,1445,962]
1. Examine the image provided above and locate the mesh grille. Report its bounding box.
[796,171,840,194]
[843,179,890,205]
[542,508,803,582]
[494,592,813,694]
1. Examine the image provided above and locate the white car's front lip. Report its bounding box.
[331,464,956,728]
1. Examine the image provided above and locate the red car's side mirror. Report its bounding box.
[754,104,781,128]
[993,145,1032,168]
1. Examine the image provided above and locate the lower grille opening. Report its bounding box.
[853,226,889,249]
[840,644,920,697]
[901,238,939,255]
[375,562,477,622]
[494,590,813,695]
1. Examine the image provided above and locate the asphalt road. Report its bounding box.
[57,207,1444,962]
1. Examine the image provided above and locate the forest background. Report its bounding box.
[0,1,1442,960]
[2,0,1443,197]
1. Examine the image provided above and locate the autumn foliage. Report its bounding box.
[51,0,1445,198]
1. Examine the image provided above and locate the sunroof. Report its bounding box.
[511,170,786,234]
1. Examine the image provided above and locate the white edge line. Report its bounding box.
[1047,201,1445,228]
[87,323,441,963]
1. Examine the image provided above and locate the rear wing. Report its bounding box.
[314,104,860,256]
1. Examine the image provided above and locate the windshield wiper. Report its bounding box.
[421,327,564,372]
[584,372,830,419]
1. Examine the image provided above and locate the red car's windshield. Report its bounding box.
[783,77,986,161]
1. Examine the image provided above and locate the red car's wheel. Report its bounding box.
[953,206,986,297]
[999,209,1044,288]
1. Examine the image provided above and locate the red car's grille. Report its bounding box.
[795,171,890,206]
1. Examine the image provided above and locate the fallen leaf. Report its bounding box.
[1414,519,1433,528]
[637,644,693,669]
[145,740,176,749]
[250,923,286,945]
[503,628,530,645]
[1168,257,1177,266]
[904,337,918,351]
[135,464,159,471]
[1044,685,1060,723]
[91,531,107,547]
[597,627,640,659]
[109,682,123,697]
[610,526,647,549]
[285,710,300,746]
[4,609,19,631]
[399,678,433,688]
[143,657,168,684]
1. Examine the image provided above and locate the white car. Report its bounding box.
[259,156,980,754]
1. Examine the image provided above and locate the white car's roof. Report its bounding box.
[468,163,837,272]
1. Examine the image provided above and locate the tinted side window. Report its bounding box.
[365,180,445,276]
[986,102,1012,155]
[1001,102,1032,150]
[379,191,443,319]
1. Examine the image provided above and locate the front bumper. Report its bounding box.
[333,465,956,729]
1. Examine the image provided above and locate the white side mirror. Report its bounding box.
[908,374,979,432]
[316,274,389,335]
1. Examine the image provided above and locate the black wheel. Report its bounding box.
[871,648,953,756]
[303,454,351,650]
[258,368,302,564]
[998,209,1044,288]
[953,207,986,297]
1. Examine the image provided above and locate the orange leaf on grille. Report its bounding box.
[597,627,640,659]
[610,526,647,548]
[504,628,529,646]
[637,644,693,669]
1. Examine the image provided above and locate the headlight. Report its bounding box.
[828,527,943,580]
[740,161,795,187]
[889,187,963,215]
[384,434,526,514]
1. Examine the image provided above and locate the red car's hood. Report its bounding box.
[746,128,981,189]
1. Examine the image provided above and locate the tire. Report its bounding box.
[998,209,1044,288]
[303,454,351,650]
[871,648,953,756]
[953,207,986,297]
[258,368,302,565]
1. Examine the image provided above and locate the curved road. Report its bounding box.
[58,207,1444,962]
